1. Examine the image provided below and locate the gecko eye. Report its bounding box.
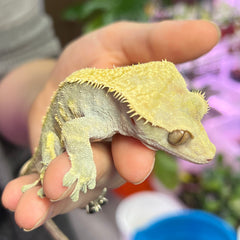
[168,130,191,146]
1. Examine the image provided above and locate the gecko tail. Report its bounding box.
[19,158,34,176]
[21,178,41,193]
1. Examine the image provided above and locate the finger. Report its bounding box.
[1,174,39,211]
[70,19,220,70]
[14,186,51,231]
[112,134,155,184]
[43,142,115,201]
[95,20,220,66]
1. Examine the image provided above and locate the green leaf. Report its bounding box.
[228,197,240,217]
[111,0,148,21]
[82,15,105,33]
[62,1,113,21]
[62,0,149,33]
[161,0,174,6]
[203,198,221,213]
[153,151,179,189]
[201,177,223,193]
[62,8,80,21]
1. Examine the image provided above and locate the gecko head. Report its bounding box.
[130,116,216,164]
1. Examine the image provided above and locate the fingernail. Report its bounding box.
[212,22,221,40]
[133,161,154,185]
[206,20,222,40]
[49,183,75,203]
[132,173,151,185]
[23,206,53,232]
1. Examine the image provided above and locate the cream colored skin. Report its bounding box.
[21,61,216,202]
[133,117,215,163]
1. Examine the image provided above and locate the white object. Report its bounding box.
[115,191,184,240]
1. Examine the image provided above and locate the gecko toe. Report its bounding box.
[63,170,96,202]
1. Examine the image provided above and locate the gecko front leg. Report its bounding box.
[22,131,62,196]
[61,116,110,202]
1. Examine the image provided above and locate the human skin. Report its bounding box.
[1,20,220,231]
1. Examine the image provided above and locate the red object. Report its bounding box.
[221,23,235,38]
[114,176,154,198]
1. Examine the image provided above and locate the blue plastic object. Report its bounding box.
[133,210,236,240]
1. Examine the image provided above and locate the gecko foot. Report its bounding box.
[63,171,96,202]
[37,187,45,198]
[22,180,45,198]
[86,188,108,214]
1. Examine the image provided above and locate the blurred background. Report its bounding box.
[45,0,240,231]
[46,0,239,45]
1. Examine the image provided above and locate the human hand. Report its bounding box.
[2,20,220,231]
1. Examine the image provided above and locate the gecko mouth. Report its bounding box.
[141,139,210,164]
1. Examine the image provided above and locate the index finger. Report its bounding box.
[78,19,220,68]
